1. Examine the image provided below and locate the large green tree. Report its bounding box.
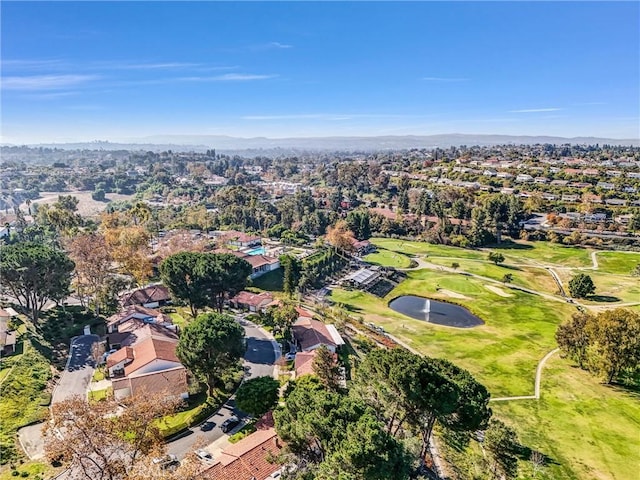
[350,348,491,465]
[235,376,280,418]
[0,242,75,322]
[159,252,209,318]
[274,381,411,479]
[160,252,252,316]
[176,313,245,396]
[568,273,596,298]
[312,345,341,391]
[484,419,520,480]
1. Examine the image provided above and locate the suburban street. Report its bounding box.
[166,316,280,460]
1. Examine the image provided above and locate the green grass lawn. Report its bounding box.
[371,237,486,259]
[250,269,284,292]
[491,241,593,268]
[156,392,223,437]
[88,387,112,402]
[553,268,640,305]
[0,460,55,480]
[331,270,575,397]
[331,238,640,480]
[595,251,640,275]
[0,342,51,465]
[426,257,560,295]
[492,355,640,480]
[363,248,412,268]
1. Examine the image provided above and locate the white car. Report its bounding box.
[196,449,213,462]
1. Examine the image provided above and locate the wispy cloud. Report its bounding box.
[509,107,563,113]
[181,73,277,82]
[250,41,293,51]
[422,76,469,82]
[1,59,67,71]
[1,74,99,91]
[20,91,81,100]
[114,62,203,70]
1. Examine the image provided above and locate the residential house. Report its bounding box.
[106,320,188,400]
[515,174,533,183]
[228,291,276,313]
[106,305,173,334]
[351,238,374,257]
[120,284,171,309]
[293,349,338,379]
[292,317,345,354]
[200,428,283,480]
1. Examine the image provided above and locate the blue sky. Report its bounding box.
[1,1,639,143]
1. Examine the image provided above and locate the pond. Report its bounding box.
[388,295,484,328]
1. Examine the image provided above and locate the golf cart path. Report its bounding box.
[491,348,560,402]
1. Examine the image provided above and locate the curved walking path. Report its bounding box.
[591,251,599,269]
[546,267,566,297]
[490,348,560,402]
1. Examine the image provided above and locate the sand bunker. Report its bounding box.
[438,289,470,300]
[485,285,513,297]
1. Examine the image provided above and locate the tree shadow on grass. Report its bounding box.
[587,295,621,303]
[487,241,533,251]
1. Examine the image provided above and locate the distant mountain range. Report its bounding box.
[5,133,639,153]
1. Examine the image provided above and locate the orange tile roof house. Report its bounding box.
[229,291,275,312]
[106,313,187,400]
[292,317,345,354]
[200,428,283,480]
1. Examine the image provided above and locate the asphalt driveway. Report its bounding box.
[51,334,99,404]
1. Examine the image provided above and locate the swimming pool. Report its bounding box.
[244,247,266,256]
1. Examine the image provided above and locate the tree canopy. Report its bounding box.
[175,312,245,396]
[568,273,596,298]
[0,242,75,322]
[160,252,252,316]
[235,376,280,418]
[556,308,640,383]
[274,380,411,479]
[44,393,200,480]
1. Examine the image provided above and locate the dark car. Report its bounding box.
[220,415,240,433]
[200,421,215,431]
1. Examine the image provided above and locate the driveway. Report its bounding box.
[166,316,279,460]
[18,334,99,460]
[51,334,99,404]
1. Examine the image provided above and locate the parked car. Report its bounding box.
[220,415,240,433]
[152,454,179,469]
[196,449,213,461]
[200,421,215,431]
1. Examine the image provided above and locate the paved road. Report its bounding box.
[166,317,279,460]
[51,334,99,404]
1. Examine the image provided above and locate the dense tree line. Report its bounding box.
[556,308,640,384]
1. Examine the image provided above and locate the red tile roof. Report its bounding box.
[294,350,317,377]
[124,336,181,376]
[230,291,274,308]
[112,366,188,397]
[200,428,282,480]
[292,318,336,351]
